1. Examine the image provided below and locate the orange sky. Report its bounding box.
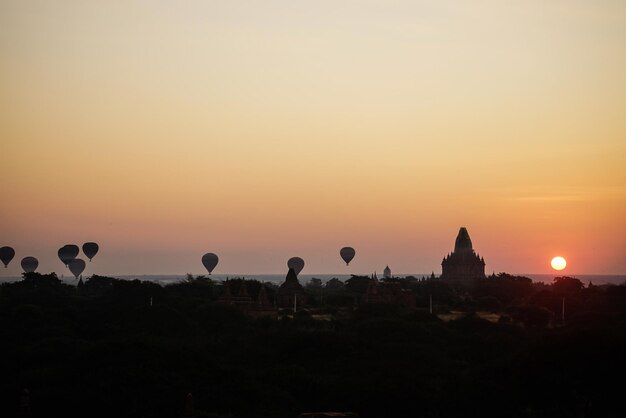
[1,1,625,276]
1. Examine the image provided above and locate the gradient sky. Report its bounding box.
[1,0,625,276]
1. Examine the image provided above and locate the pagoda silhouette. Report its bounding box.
[441,227,486,282]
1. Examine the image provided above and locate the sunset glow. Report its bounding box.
[2,4,625,417]
[1,1,625,276]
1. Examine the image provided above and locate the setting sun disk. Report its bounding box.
[551,256,567,271]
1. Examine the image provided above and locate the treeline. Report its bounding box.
[0,273,625,417]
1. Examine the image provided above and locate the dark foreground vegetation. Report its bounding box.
[1,273,625,418]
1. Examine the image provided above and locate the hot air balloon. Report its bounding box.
[58,245,79,267]
[0,246,15,268]
[201,253,219,275]
[82,242,99,261]
[287,257,305,276]
[340,247,356,266]
[21,256,38,273]
[68,258,86,279]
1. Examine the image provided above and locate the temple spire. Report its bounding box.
[454,227,473,253]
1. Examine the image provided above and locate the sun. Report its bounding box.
[551,256,567,271]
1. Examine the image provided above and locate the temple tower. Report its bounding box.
[278,268,306,309]
[383,265,392,279]
[441,227,486,281]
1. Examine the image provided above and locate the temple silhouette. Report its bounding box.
[217,279,277,318]
[278,268,306,310]
[383,265,391,279]
[441,227,486,282]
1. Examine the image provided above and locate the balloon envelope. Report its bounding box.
[82,242,99,261]
[340,247,356,265]
[0,246,15,268]
[287,257,305,276]
[21,256,38,273]
[201,253,219,274]
[68,258,86,279]
[58,245,79,266]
